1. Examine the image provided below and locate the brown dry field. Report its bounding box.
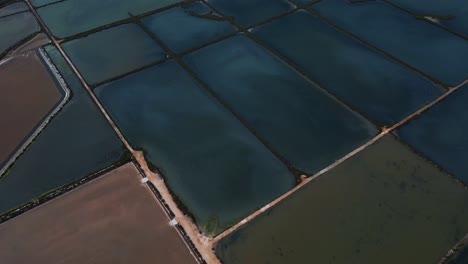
[6,33,50,57]
[0,50,61,165]
[0,163,197,264]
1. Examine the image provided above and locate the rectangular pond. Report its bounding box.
[95,60,295,235]
[0,163,197,264]
[252,10,444,126]
[183,34,377,174]
[216,136,468,264]
[386,0,468,37]
[0,12,40,57]
[311,0,468,86]
[0,2,28,17]
[206,0,294,27]
[142,1,235,53]
[62,23,166,85]
[31,0,62,8]
[36,0,181,38]
[0,45,124,216]
[396,84,468,185]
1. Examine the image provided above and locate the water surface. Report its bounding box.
[143,1,235,53]
[31,0,62,7]
[311,0,468,86]
[387,0,468,37]
[96,60,294,235]
[207,0,294,26]
[37,0,180,38]
[0,163,197,264]
[0,12,40,57]
[184,35,377,174]
[396,84,468,185]
[217,136,468,264]
[0,45,124,215]
[0,2,28,17]
[253,11,444,125]
[446,243,468,264]
[0,50,64,168]
[62,24,166,85]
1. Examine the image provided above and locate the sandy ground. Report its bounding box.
[0,163,197,264]
[133,151,221,263]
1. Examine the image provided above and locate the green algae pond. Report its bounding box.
[216,136,468,264]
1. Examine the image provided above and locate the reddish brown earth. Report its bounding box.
[0,163,197,264]
[0,50,61,165]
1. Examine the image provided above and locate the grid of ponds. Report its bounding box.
[0,45,125,215]
[0,0,467,263]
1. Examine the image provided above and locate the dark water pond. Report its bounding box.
[396,84,468,185]
[311,0,468,86]
[207,0,294,27]
[37,0,180,38]
[184,34,377,174]
[0,2,28,17]
[62,23,166,85]
[0,45,124,215]
[142,1,235,53]
[387,0,468,37]
[0,12,40,57]
[253,10,444,126]
[95,60,294,235]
